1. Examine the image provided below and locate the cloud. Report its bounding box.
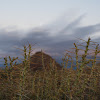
[0,14,100,61]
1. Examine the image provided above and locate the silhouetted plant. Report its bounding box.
[0,38,100,100]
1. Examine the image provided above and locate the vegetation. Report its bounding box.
[0,38,100,100]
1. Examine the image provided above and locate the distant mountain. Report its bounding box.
[0,64,4,67]
[30,51,62,71]
[0,64,5,69]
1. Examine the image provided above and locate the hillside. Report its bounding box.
[30,51,62,71]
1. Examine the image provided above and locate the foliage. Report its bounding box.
[0,38,100,100]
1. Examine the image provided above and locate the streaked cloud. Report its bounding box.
[0,14,100,60]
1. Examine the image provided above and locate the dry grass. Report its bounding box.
[0,38,100,100]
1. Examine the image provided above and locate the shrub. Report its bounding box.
[0,38,100,100]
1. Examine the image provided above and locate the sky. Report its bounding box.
[0,0,100,61]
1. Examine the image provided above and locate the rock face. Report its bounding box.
[30,51,62,71]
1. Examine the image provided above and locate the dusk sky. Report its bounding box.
[0,0,100,59]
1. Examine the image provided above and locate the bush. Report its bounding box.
[0,38,100,100]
